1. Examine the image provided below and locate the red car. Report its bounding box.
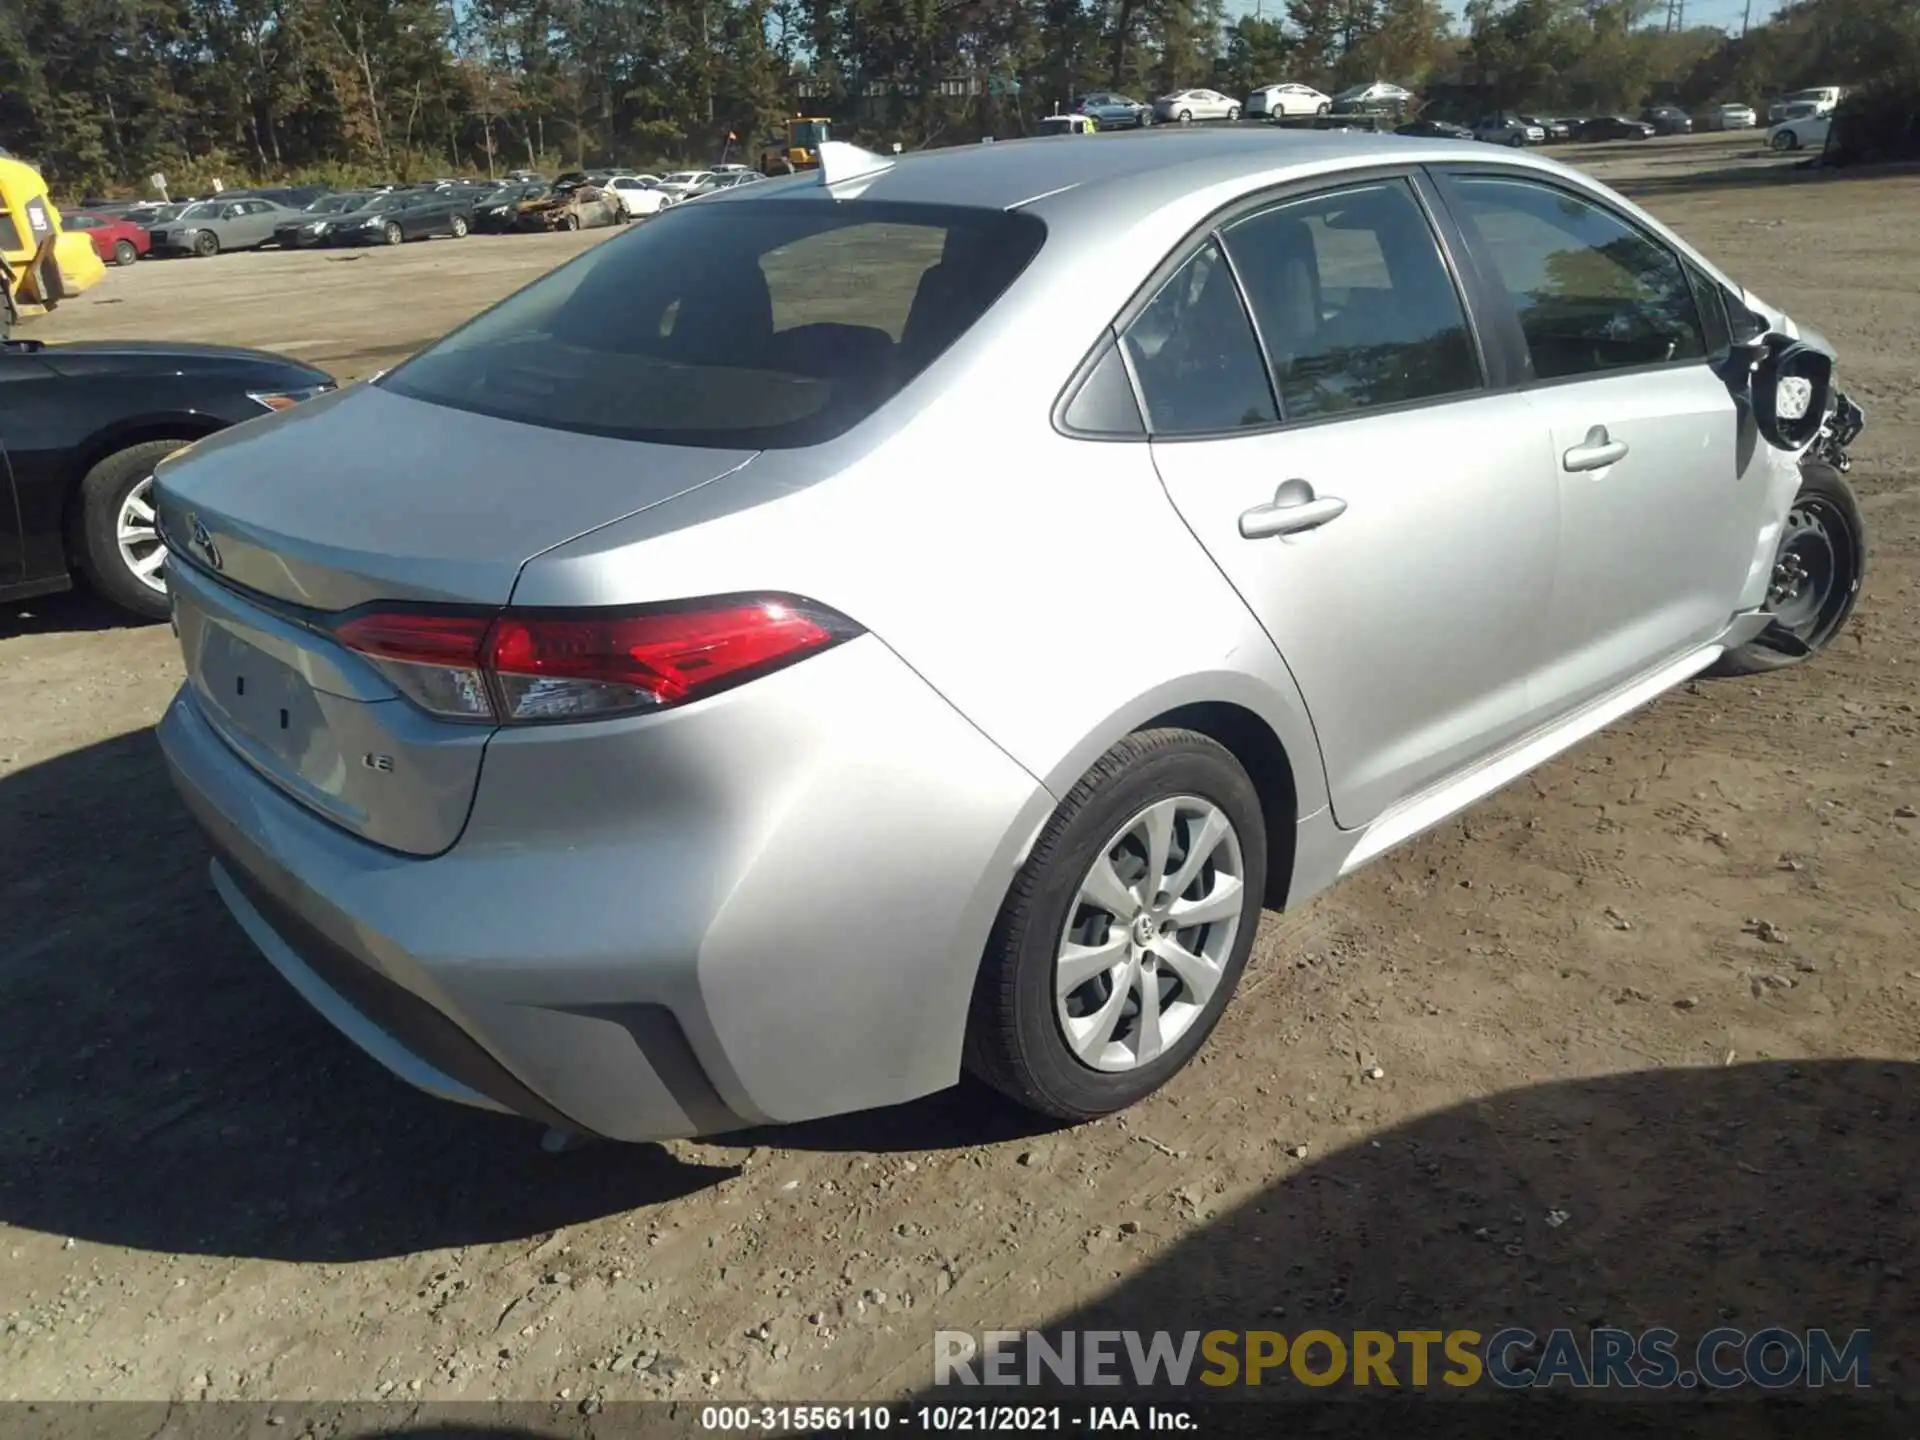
[62,212,151,266]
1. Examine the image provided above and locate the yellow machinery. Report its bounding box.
[758,116,833,175]
[0,154,106,338]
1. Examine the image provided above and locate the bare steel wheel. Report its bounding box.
[1709,461,1865,676]
[1056,795,1246,1072]
[966,728,1267,1119]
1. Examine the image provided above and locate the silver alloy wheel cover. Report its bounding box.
[116,474,168,594]
[1054,794,1246,1073]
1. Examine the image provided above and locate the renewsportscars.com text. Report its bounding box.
[933,1327,1871,1391]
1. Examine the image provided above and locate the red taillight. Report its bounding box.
[333,595,859,724]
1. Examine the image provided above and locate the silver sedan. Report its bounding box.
[154,130,1866,1142]
[1153,88,1241,123]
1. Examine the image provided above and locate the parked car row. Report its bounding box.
[1073,83,1777,147]
[59,165,759,264]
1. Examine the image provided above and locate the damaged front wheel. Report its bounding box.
[1711,461,1866,675]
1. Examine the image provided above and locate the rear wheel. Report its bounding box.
[113,238,138,266]
[75,438,193,621]
[191,230,219,258]
[965,729,1267,1120]
[1709,462,1865,676]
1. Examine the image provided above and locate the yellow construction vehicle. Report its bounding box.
[758,116,834,176]
[0,153,106,339]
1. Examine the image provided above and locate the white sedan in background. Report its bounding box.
[605,174,669,218]
[1244,82,1331,119]
[1768,106,1831,152]
[653,170,715,204]
[1153,88,1240,123]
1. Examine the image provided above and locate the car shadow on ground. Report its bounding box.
[0,730,736,1262]
[0,588,158,636]
[882,1058,1916,1432]
[16,1063,1909,1438]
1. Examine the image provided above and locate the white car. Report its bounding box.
[1768,108,1831,152]
[1153,88,1239,123]
[1768,87,1842,123]
[683,172,765,201]
[1711,103,1758,130]
[606,175,669,218]
[653,170,715,204]
[1243,82,1331,119]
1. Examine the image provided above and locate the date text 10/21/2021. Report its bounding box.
[699,1406,1191,1431]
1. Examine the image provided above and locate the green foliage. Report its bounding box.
[2,0,1910,195]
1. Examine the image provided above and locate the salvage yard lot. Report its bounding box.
[3,131,1917,1402]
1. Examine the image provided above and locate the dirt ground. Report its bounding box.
[3,132,1917,1407]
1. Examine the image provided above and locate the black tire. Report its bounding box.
[1708,461,1865,677]
[1178,109,1193,124]
[191,230,219,258]
[384,222,404,246]
[113,238,138,266]
[1226,106,1240,121]
[561,212,580,232]
[74,438,193,621]
[449,214,469,238]
[965,728,1268,1121]
[1316,102,1331,116]
[1772,130,1798,152]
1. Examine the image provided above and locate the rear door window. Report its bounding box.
[382,200,1044,448]
[1221,179,1481,421]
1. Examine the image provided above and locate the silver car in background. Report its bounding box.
[155,130,1866,1143]
[1153,89,1241,123]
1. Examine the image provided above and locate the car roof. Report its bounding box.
[746,126,1538,224]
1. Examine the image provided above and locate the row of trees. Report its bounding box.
[0,0,1911,194]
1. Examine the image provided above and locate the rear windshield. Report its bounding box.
[380,198,1047,449]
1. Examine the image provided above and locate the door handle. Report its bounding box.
[1238,480,1348,539]
[1563,424,1629,472]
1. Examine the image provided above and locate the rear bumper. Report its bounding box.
[157,634,1052,1142]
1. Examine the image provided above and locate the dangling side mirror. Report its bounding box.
[1751,339,1834,453]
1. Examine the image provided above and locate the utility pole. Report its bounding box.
[1740,0,1752,35]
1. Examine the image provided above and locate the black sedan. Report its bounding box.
[323,190,474,246]
[1642,105,1694,135]
[0,338,333,619]
[471,182,548,232]
[1576,115,1656,141]
[1394,118,1474,140]
[272,191,377,249]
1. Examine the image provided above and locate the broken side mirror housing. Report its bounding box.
[1722,299,1832,452]
[1752,339,1834,452]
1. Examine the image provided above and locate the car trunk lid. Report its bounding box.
[154,383,759,854]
